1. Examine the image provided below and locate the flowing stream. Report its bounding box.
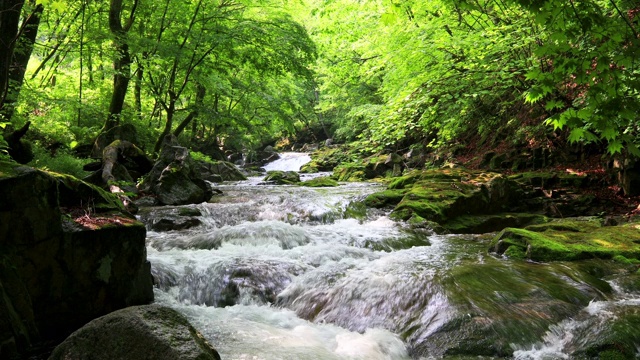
[144,153,640,359]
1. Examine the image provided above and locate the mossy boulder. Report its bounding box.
[196,159,247,182]
[263,170,300,184]
[138,135,213,205]
[332,163,367,181]
[490,218,640,262]
[363,189,408,208]
[331,153,404,181]
[300,145,355,173]
[381,168,522,231]
[412,258,606,358]
[300,176,339,187]
[442,213,548,234]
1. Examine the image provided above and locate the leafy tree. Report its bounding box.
[513,0,640,156]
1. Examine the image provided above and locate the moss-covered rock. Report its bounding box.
[387,168,521,224]
[490,219,640,262]
[299,176,339,187]
[363,189,408,208]
[300,145,355,173]
[331,153,404,181]
[332,162,367,181]
[196,159,247,182]
[263,170,300,184]
[138,135,213,205]
[442,213,548,234]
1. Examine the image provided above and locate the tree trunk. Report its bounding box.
[0,0,25,114]
[153,98,175,154]
[102,0,138,132]
[134,58,143,121]
[0,3,43,122]
[104,41,131,130]
[173,84,205,138]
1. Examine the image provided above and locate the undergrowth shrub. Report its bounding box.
[29,144,92,178]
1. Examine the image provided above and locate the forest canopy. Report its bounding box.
[1,0,639,168]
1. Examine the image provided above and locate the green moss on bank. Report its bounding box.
[491,219,640,262]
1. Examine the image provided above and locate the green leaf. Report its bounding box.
[544,100,564,111]
[381,13,397,26]
[525,87,544,104]
[545,114,566,130]
[628,144,640,158]
[600,127,617,141]
[608,140,624,154]
[568,128,585,143]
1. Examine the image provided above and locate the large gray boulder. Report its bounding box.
[196,159,247,182]
[138,135,213,205]
[48,305,221,360]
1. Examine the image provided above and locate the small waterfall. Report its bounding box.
[263,152,312,172]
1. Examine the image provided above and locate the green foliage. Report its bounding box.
[0,121,9,160]
[513,0,640,156]
[305,0,541,154]
[190,151,217,164]
[0,136,9,161]
[7,0,640,164]
[29,145,91,178]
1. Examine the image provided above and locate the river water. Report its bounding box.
[144,153,640,359]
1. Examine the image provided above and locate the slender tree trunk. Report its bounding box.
[1,3,43,122]
[102,0,138,132]
[173,83,205,137]
[0,0,26,117]
[190,118,198,142]
[134,58,143,121]
[153,97,175,154]
[104,41,131,130]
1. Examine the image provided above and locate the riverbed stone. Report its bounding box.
[410,258,606,358]
[137,206,203,232]
[48,305,221,360]
[300,145,354,173]
[442,213,548,234]
[490,218,640,262]
[363,168,525,233]
[332,153,404,181]
[196,159,247,182]
[299,176,339,187]
[263,170,300,184]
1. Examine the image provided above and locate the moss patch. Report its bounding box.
[442,213,548,234]
[300,145,356,173]
[332,163,367,181]
[363,189,407,208]
[51,171,128,213]
[490,219,640,262]
[263,171,300,185]
[299,176,339,187]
